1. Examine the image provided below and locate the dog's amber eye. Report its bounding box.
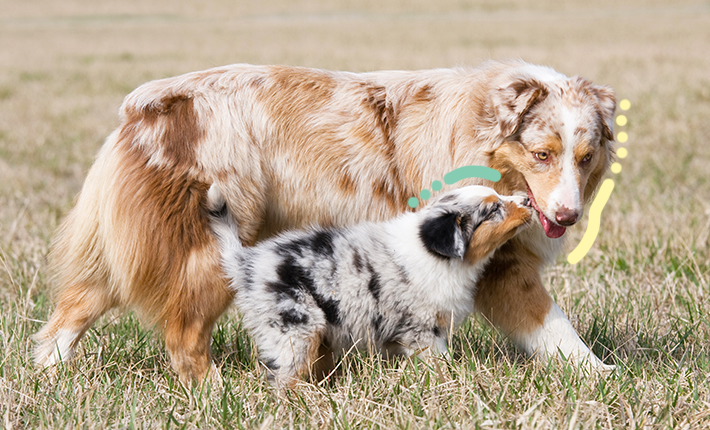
[581,153,593,164]
[535,152,549,162]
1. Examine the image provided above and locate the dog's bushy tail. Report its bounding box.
[207,184,243,268]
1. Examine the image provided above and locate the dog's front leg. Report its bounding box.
[518,301,614,371]
[474,242,613,371]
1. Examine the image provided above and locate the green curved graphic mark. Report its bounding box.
[566,98,630,264]
[408,165,502,208]
[444,166,501,185]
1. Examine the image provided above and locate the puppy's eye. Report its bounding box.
[581,152,593,164]
[485,202,502,219]
[534,151,549,162]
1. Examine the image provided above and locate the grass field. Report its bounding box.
[1,0,709,428]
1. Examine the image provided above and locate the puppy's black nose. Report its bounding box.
[522,198,531,207]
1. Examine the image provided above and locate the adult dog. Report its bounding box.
[34,60,616,383]
[208,184,532,387]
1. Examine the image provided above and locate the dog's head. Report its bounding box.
[418,186,532,264]
[487,65,616,239]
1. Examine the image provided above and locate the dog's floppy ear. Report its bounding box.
[492,78,548,137]
[419,210,473,259]
[589,84,616,141]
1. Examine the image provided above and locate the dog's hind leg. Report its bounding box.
[33,282,116,368]
[33,162,118,369]
[475,241,613,371]
[159,245,234,386]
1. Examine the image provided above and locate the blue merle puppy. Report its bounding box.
[208,184,532,387]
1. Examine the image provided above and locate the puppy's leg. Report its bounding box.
[34,282,116,368]
[253,323,324,389]
[475,242,612,370]
[311,342,337,383]
[390,322,451,362]
[409,336,451,365]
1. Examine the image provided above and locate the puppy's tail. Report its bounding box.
[207,184,243,267]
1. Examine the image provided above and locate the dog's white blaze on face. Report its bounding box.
[546,106,583,220]
[507,77,613,240]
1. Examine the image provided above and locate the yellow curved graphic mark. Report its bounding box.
[567,179,615,265]
[567,98,629,264]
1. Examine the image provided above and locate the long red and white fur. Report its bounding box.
[34,60,616,383]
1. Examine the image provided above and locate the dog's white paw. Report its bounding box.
[517,303,615,371]
[32,328,80,368]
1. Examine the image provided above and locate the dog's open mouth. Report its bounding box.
[526,185,566,239]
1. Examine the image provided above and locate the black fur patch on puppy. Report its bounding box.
[270,256,342,326]
[419,211,471,259]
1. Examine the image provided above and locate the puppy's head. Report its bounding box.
[487,65,615,239]
[418,186,532,264]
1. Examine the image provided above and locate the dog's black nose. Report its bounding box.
[522,198,531,207]
[555,207,579,226]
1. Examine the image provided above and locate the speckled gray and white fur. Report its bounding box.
[208,184,531,386]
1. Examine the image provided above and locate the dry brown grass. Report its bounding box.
[1,0,709,428]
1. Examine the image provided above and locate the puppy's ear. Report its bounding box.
[589,84,616,141]
[492,78,548,137]
[419,211,472,259]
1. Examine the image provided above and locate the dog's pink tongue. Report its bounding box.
[538,211,566,239]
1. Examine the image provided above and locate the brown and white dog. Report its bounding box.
[33,60,616,383]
